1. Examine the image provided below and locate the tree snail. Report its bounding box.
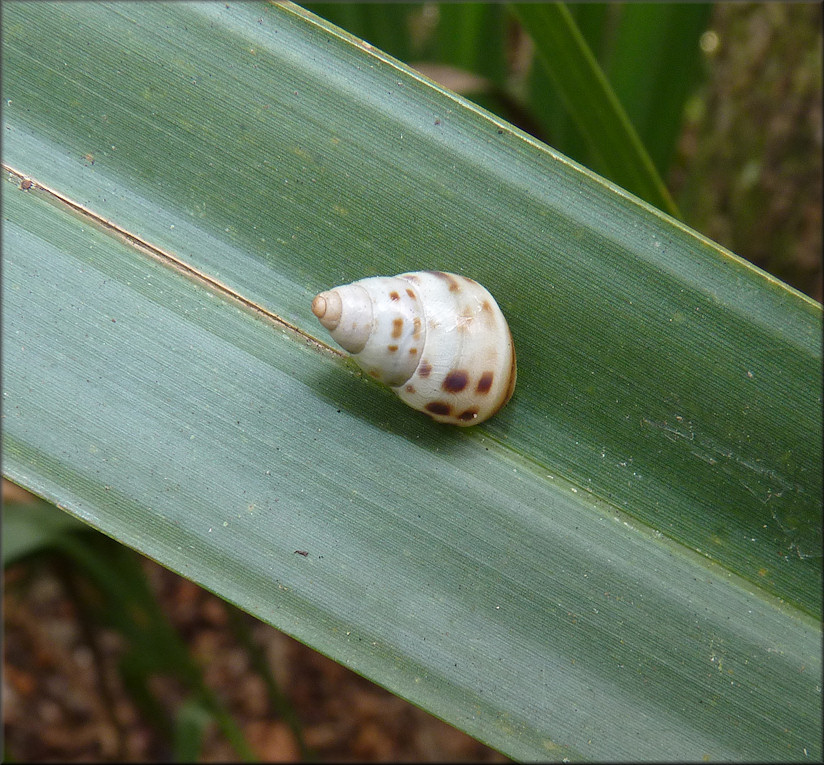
[311,271,516,426]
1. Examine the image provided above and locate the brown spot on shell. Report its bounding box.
[369,370,381,379]
[479,300,499,328]
[391,317,404,338]
[425,401,451,416]
[387,345,398,353]
[405,384,416,394]
[476,372,494,394]
[412,317,422,339]
[406,288,416,299]
[458,409,479,422]
[427,270,460,291]
[409,347,418,356]
[442,370,469,393]
[418,361,433,378]
[389,291,400,301]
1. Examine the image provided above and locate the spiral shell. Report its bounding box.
[311,271,516,426]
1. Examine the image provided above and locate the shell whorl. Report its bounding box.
[312,277,424,386]
[311,284,372,354]
[312,271,516,425]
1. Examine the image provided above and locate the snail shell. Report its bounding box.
[311,271,516,426]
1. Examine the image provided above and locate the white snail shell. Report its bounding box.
[311,271,516,426]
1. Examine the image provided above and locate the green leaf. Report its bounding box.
[429,3,509,85]
[2,499,91,566]
[173,699,216,763]
[600,3,714,174]
[510,2,679,216]
[536,3,714,178]
[2,2,821,761]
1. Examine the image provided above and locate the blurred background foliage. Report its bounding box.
[3,2,821,761]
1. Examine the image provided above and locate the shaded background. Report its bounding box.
[3,3,821,762]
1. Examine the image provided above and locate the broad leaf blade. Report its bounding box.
[2,2,821,761]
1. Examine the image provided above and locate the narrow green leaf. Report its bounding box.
[603,3,713,174]
[432,3,508,85]
[173,700,218,764]
[527,3,613,167]
[510,2,679,216]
